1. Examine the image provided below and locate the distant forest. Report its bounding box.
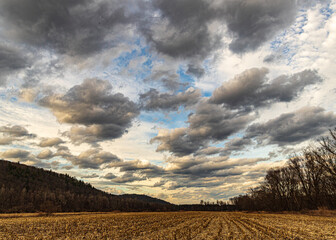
[231,129,336,211]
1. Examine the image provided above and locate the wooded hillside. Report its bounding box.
[0,160,173,213]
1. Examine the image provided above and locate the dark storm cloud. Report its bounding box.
[140,88,201,111]
[0,44,30,85]
[151,102,254,156]
[0,0,135,57]
[246,106,336,146]
[210,68,323,111]
[39,78,139,144]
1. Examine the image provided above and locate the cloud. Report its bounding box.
[186,63,205,78]
[153,180,167,187]
[143,63,186,91]
[195,138,253,156]
[102,170,147,184]
[20,57,64,90]
[1,149,30,159]
[151,102,254,156]
[210,68,323,111]
[140,87,201,111]
[0,137,14,145]
[0,125,36,145]
[141,0,299,59]
[38,137,64,147]
[141,0,219,59]
[0,44,30,85]
[220,138,253,155]
[151,128,203,156]
[108,159,165,179]
[0,148,57,169]
[110,172,146,184]
[223,0,298,53]
[19,88,39,102]
[102,172,117,180]
[162,155,270,190]
[66,149,121,169]
[0,125,34,137]
[0,0,133,57]
[64,124,135,146]
[39,78,139,144]
[187,102,254,141]
[167,155,265,177]
[0,0,300,63]
[246,106,336,146]
[263,53,283,63]
[36,149,54,159]
[195,146,224,156]
[82,173,99,179]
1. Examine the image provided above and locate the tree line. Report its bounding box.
[231,129,336,211]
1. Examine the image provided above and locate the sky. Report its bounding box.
[0,0,335,204]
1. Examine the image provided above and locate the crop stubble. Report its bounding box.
[0,211,335,239]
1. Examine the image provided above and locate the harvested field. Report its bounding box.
[0,211,335,239]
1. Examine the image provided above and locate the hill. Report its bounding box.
[0,159,174,213]
[119,194,171,205]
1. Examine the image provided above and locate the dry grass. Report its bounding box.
[0,211,335,239]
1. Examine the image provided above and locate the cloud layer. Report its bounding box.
[0,0,334,204]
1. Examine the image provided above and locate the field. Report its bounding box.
[0,211,335,239]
